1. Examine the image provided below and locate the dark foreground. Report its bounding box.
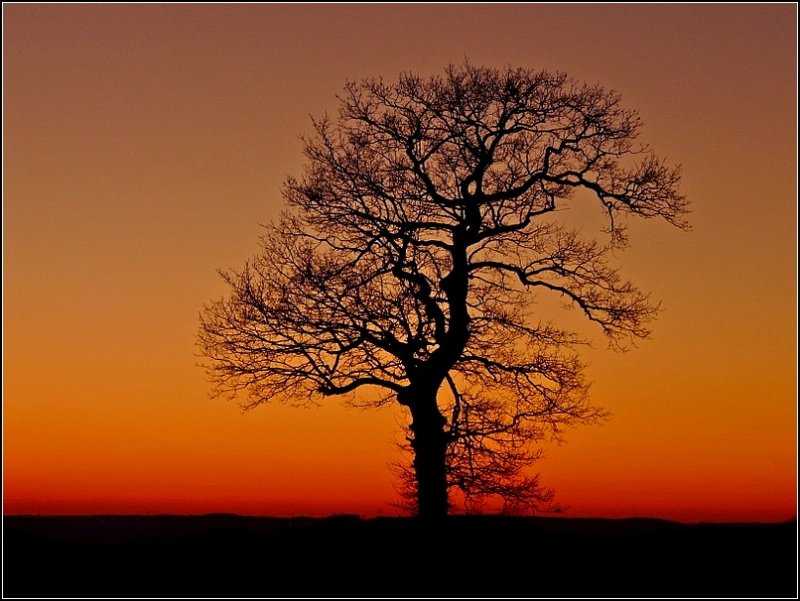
[4,515,796,597]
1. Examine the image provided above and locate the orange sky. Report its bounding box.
[4,5,797,522]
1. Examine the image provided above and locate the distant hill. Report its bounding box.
[4,515,796,597]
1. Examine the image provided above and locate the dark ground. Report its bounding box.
[3,514,796,597]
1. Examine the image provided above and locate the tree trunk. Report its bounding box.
[409,398,449,519]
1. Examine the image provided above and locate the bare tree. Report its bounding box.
[198,64,688,519]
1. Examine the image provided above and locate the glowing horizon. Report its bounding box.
[4,4,796,522]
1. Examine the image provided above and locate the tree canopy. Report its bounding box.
[199,63,687,516]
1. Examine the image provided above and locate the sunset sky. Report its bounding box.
[4,5,796,522]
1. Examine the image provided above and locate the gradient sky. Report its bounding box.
[4,4,796,522]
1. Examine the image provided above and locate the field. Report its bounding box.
[4,515,796,597]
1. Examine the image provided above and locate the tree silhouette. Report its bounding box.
[198,64,688,519]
